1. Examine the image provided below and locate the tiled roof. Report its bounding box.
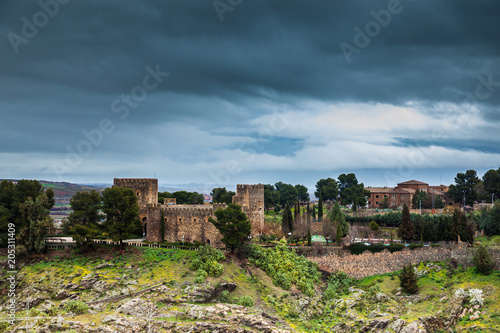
[365,187,393,193]
[390,188,415,194]
[398,180,429,186]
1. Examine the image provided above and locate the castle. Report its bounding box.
[113,179,264,247]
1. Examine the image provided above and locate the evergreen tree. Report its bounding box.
[282,203,293,235]
[413,215,422,242]
[398,204,414,242]
[160,209,165,243]
[18,193,53,254]
[473,245,493,274]
[318,192,323,222]
[312,204,316,221]
[210,203,252,253]
[210,187,236,204]
[307,227,312,246]
[102,187,141,249]
[0,180,54,249]
[328,203,348,244]
[399,264,418,294]
[65,190,101,249]
[451,208,471,242]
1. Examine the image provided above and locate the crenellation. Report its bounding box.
[113,178,263,247]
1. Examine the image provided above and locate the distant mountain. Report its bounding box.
[158,183,237,194]
[0,179,106,218]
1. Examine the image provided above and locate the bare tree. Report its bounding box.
[292,214,307,243]
[322,215,336,246]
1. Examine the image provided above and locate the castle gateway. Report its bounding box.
[113,179,264,247]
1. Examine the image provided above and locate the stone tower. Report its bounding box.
[232,184,265,235]
[113,178,158,233]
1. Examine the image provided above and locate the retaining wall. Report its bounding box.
[308,245,500,279]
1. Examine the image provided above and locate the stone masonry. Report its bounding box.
[232,184,265,234]
[113,178,158,225]
[113,179,264,247]
[308,245,500,279]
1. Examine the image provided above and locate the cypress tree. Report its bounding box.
[458,211,471,243]
[318,192,323,222]
[282,203,293,235]
[451,208,461,241]
[307,227,312,246]
[160,209,165,243]
[398,204,414,242]
[312,204,316,221]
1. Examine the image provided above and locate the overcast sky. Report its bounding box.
[1,0,500,192]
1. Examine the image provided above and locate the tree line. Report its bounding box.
[0,180,55,254]
[397,204,474,243]
[447,168,500,205]
[63,187,142,249]
[264,173,370,211]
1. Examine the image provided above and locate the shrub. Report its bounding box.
[189,245,225,277]
[454,288,467,299]
[272,272,292,290]
[473,246,493,274]
[368,285,381,297]
[237,296,254,307]
[328,271,355,294]
[323,285,338,301]
[369,221,380,232]
[194,269,208,284]
[217,290,230,303]
[247,244,320,296]
[409,244,423,250]
[468,288,484,306]
[63,300,88,314]
[322,270,354,301]
[399,264,418,294]
[349,242,368,255]
[388,243,405,253]
[312,242,324,256]
[370,243,386,253]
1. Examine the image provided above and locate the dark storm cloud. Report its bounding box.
[1,0,500,184]
[3,0,500,106]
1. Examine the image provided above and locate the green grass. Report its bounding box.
[3,246,500,333]
[358,263,500,330]
[474,235,500,247]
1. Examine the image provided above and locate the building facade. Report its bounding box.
[366,180,448,209]
[113,179,264,247]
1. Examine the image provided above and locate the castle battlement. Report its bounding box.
[114,178,264,246]
[146,203,162,208]
[236,184,264,191]
[114,178,158,185]
[165,205,213,212]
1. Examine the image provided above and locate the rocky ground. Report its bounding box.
[0,246,499,332]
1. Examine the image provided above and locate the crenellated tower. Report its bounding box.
[232,184,265,235]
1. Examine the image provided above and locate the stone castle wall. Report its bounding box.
[308,245,500,279]
[113,178,158,207]
[163,205,224,247]
[232,184,265,235]
[145,203,162,242]
[113,178,158,225]
[113,178,263,247]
